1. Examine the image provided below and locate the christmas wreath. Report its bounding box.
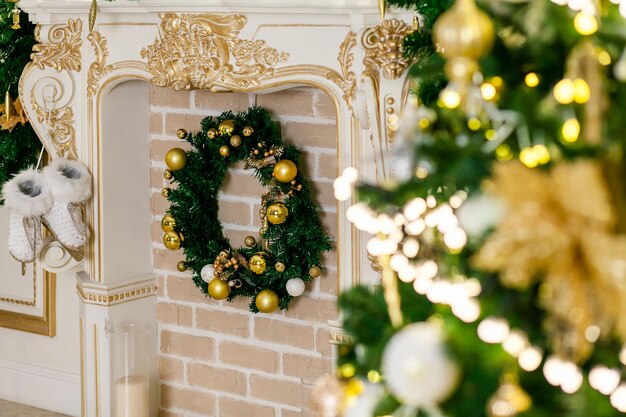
[160,106,332,313]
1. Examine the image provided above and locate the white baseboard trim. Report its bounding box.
[0,358,80,417]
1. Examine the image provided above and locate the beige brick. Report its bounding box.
[254,318,314,350]
[195,308,250,337]
[160,384,216,416]
[219,341,278,373]
[219,396,275,417]
[187,363,247,395]
[257,91,314,117]
[218,200,252,226]
[152,220,164,245]
[195,91,250,111]
[151,87,191,109]
[151,139,191,162]
[157,275,166,297]
[281,409,301,417]
[151,167,165,190]
[320,211,338,238]
[166,276,208,303]
[159,356,184,382]
[157,302,193,327]
[153,249,184,271]
[318,269,337,296]
[317,153,337,180]
[321,250,337,268]
[315,327,332,357]
[314,93,337,119]
[285,296,337,323]
[151,112,163,134]
[223,229,259,250]
[222,171,265,197]
[309,181,336,207]
[158,410,183,417]
[165,113,205,136]
[284,122,336,149]
[161,330,215,361]
[152,192,171,215]
[283,353,326,378]
[250,374,301,407]
[299,151,316,180]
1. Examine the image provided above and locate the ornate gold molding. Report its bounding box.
[31,18,83,72]
[327,31,356,111]
[87,31,113,98]
[141,13,289,91]
[362,19,411,80]
[329,329,355,345]
[77,282,158,306]
[30,90,77,160]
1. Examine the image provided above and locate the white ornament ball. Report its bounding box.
[200,264,215,283]
[382,322,459,407]
[286,278,306,297]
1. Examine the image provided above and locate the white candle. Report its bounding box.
[115,375,148,417]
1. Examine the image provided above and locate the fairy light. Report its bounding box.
[562,118,581,142]
[520,147,540,168]
[553,78,575,104]
[477,317,510,344]
[403,198,427,221]
[495,144,513,161]
[440,88,461,109]
[502,330,528,357]
[402,238,420,258]
[574,11,598,35]
[525,72,540,87]
[598,50,612,66]
[573,78,591,103]
[611,385,626,411]
[589,366,621,395]
[532,144,551,164]
[467,117,482,131]
[518,346,543,371]
[480,83,497,100]
[543,356,583,393]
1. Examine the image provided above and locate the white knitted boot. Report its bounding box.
[42,158,92,261]
[2,169,52,264]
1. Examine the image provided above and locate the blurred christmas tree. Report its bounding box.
[0,0,40,201]
[332,0,626,416]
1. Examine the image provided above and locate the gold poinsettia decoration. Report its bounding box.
[473,160,626,362]
[0,96,28,131]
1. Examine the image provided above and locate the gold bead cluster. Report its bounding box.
[206,120,254,158]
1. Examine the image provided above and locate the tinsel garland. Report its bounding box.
[165,107,331,312]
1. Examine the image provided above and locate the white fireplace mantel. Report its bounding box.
[18,1,412,415]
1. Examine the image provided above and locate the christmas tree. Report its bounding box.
[332,0,626,416]
[0,0,41,200]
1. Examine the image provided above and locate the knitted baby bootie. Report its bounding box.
[42,158,92,261]
[2,169,52,264]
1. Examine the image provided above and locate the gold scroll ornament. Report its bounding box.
[473,161,626,362]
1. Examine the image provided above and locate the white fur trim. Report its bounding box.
[43,158,92,203]
[2,169,53,218]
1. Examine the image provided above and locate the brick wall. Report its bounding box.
[150,86,339,417]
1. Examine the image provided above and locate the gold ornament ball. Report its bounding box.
[208,279,231,300]
[219,145,231,157]
[273,160,298,183]
[161,188,170,198]
[244,236,256,247]
[207,128,218,139]
[218,120,235,136]
[163,232,181,251]
[275,262,285,272]
[249,253,268,274]
[259,227,268,237]
[163,169,173,180]
[176,261,187,272]
[161,215,176,232]
[309,265,322,278]
[255,289,279,313]
[165,148,188,171]
[230,135,242,147]
[176,128,188,140]
[266,202,289,225]
[242,126,254,137]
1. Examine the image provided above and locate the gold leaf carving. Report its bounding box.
[362,19,411,80]
[87,31,113,98]
[30,90,77,160]
[31,19,83,72]
[326,31,356,111]
[141,13,289,91]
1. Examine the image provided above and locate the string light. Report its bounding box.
[574,11,598,35]
[480,83,497,100]
[518,347,543,371]
[440,88,461,109]
[525,72,540,87]
[589,366,621,395]
[573,78,591,103]
[562,118,581,142]
[477,317,510,344]
[553,78,575,104]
